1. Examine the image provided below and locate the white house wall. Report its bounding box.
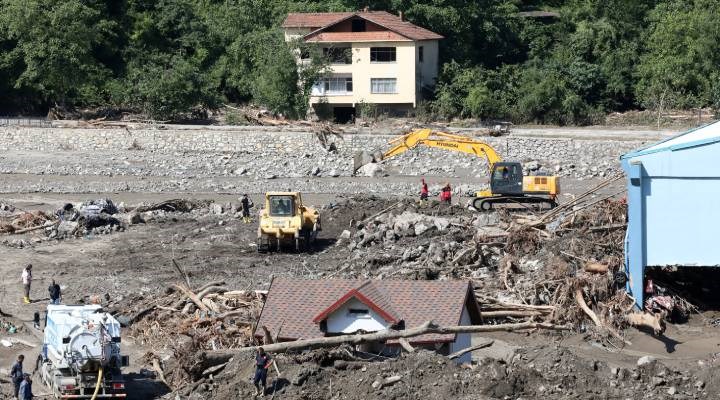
[449,306,471,364]
[325,298,390,334]
[416,40,439,89]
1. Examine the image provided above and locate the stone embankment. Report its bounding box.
[0,126,645,194]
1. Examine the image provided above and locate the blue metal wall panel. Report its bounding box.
[622,136,720,307]
[643,177,720,266]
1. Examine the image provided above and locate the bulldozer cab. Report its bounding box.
[490,162,524,195]
[269,195,295,217]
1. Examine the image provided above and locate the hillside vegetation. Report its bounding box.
[1,0,718,123]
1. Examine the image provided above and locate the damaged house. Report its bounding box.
[622,121,720,309]
[255,278,481,363]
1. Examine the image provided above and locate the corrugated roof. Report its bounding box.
[283,11,444,41]
[621,121,720,159]
[255,278,477,344]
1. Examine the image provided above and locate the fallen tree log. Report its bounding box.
[397,337,415,353]
[480,310,546,318]
[172,284,209,312]
[626,312,665,335]
[197,286,228,300]
[585,263,609,274]
[206,320,571,360]
[447,340,493,360]
[575,288,602,327]
[172,260,191,288]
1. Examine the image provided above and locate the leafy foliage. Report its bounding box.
[0,0,718,122]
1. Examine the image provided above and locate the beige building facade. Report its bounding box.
[282,11,442,121]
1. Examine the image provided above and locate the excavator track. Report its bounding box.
[474,196,557,212]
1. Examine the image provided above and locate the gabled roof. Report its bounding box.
[621,121,720,159]
[305,31,411,43]
[312,280,400,324]
[255,278,479,344]
[283,12,353,28]
[283,11,444,41]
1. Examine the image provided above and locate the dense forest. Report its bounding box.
[1,0,718,124]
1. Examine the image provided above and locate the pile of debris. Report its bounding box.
[126,279,265,390]
[326,177,675,345]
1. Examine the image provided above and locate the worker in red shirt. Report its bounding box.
[440,183,452,204]
[420,178,429,205]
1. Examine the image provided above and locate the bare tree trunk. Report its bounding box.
[206,320,570,361]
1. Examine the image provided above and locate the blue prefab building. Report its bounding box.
[621,121,720,308]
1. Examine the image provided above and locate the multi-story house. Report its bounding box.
[282,11,443,121]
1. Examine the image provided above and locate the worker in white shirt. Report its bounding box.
[21,264,32,304]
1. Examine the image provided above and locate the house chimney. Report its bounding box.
[398,11,403,20]
[363,6,369,12]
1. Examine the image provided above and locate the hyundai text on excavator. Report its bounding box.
[355,129,560,211]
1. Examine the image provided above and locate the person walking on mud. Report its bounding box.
[10,354,24,398]
[48,279,61,305]
[21,264,32,304]
[420,178,429,205]
[241,194,254,223]
[253,347,273,396]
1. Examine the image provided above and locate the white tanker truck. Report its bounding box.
[37,305,128,399]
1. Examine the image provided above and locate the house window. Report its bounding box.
[370,47,396,62]
[419,46,424,62]
[314,77,353,95]
[352,19,366,32]
[371,78,397,94]
[348,308,370,318]
[323,47,351,64]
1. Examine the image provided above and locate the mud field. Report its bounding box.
[0,125,718,400]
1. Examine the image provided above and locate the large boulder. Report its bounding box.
[353,151,375,172]
[357,163,384,177]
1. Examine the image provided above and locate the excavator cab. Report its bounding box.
[490,162,524,195]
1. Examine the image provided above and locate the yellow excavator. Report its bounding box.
[356,129,560,210]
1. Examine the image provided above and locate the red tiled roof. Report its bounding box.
[255,278,478,344]
[282,12,353,28]
[283,11,444,41]
[305,31,410,42]
[312,280,401,323]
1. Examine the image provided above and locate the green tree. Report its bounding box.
[1,0,116,105]
[636,0,720,110]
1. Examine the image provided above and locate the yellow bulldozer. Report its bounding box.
[257,192,321,252]
[355,129,560,211]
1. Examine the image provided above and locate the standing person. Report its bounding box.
[419,178,429,205]
[18,373,33,400]
[253,347,272,396]
[48,280,61,305]
[21,264,32,304]
[10,355,24,398]
[241,194,254,224]
[440,183,452,204]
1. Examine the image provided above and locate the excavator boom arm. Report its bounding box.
[383,129,503,168]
